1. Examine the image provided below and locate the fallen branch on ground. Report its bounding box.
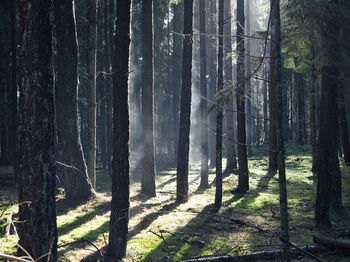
[179,245,328,262]
[58,239,103,261]
[313,236,350,249]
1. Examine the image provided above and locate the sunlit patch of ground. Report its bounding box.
[0,145,350,261]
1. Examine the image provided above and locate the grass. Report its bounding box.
[0,144,350,261]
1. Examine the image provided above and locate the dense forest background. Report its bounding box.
[0,0,350,261]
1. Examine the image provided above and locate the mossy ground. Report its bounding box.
[1,145,350,261]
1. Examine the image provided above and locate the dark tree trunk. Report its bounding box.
[87,0,97,189]
[215,0,224,207]
[11,0,18,182]
[272,0,291,259]
[224,0,237,173]
[141,0,156,197]
[236,0,249,192]
[176,0,194,203]
[263,72,269,144]
[315,0,343,223]
[340,82,350,164]
[269,12,277,170]
[54,0,95,201]
[297,74,306,145]
[310,35,317,171]
[199,0,209,189]
[172,1,183,162]
[107,0,131,258]
[209,0,217,169]
[245,0,252,157]
[17,0,57,259]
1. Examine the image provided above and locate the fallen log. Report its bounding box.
[313,236,350,249]
[179,245,328,262]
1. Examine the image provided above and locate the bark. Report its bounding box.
[297,74,306,145]
[141,0,156,197]
[199,0,209,189]
[224,0,237,173]
[176,0,194,203]
[54,0,95,201]
[0,83,9,165]
[310,35,317,171]
[107,0,131,258]
[272,0,290,259]
[236,0,249,192]
[209,0,217,168]
[313,236,350,249]
[215,0,224,207]
[263,73,269,144]
[11,0,18,182]
[269,12,277,170]
[87,0,97,189]
[172,2,183,161]
[245,0,252,157]
[339,81,350,164]
[315,66,342,225]
[17,0,57,260]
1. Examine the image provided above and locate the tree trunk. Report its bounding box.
[245,0,252,157]
[310,34,317,171]
[224,0,237,173]
[315,6,345,220]
[297,74,306,145]
[107,0,131,259]
[172,1,183,163]
[87,0,97,189]
[176,0,194,203]
[339,79,350,164]
[263,73,269,144]
[199,0,209,189]
[272,0,291,259]
[11,0,18,182]
[269,11,277,170]
[236,0,249,193]
[18,0,57,259]
[209,0,217,169]
[141,0,156,197]
[215,0,224,207]
[54,0,95,201]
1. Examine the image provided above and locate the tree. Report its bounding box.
[236,0,249,193]
[209,0,217,168]
[269,3,278,170]
[107,0,131,258]
[199,0,209,189]
[310,30,317,171]
[315,0,342,226]
[141,0,156,197]
[17,0,57,259]
[215,0,224,207]
[54,0,95,201]
[87,0,97,189]
[172,1,183,162]
[245,0,252,157]
[272,0,291,259]
[339,82,350,164]
[176,0,194,203]
[224,0,237,173]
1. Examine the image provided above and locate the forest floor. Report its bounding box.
[1,145,350,261]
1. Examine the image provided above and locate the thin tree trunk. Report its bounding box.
[209,0,217,169]
[236,0,249,193]
[215,0,224,207]
[176,0,194,203]
[141,0,156,197]
[107,0,131,258]
[224,0,237,173]
[11,0,18,183]
[245,0,252,157]
[54,0,95,201]
[18,0,57,259]
[310,33,317,171]
[87,0,97,189]
[339,76,350,164]
[199,0,209,189]
[172,1,183,163]
[263,72,269,144]
[272,0,291,259]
